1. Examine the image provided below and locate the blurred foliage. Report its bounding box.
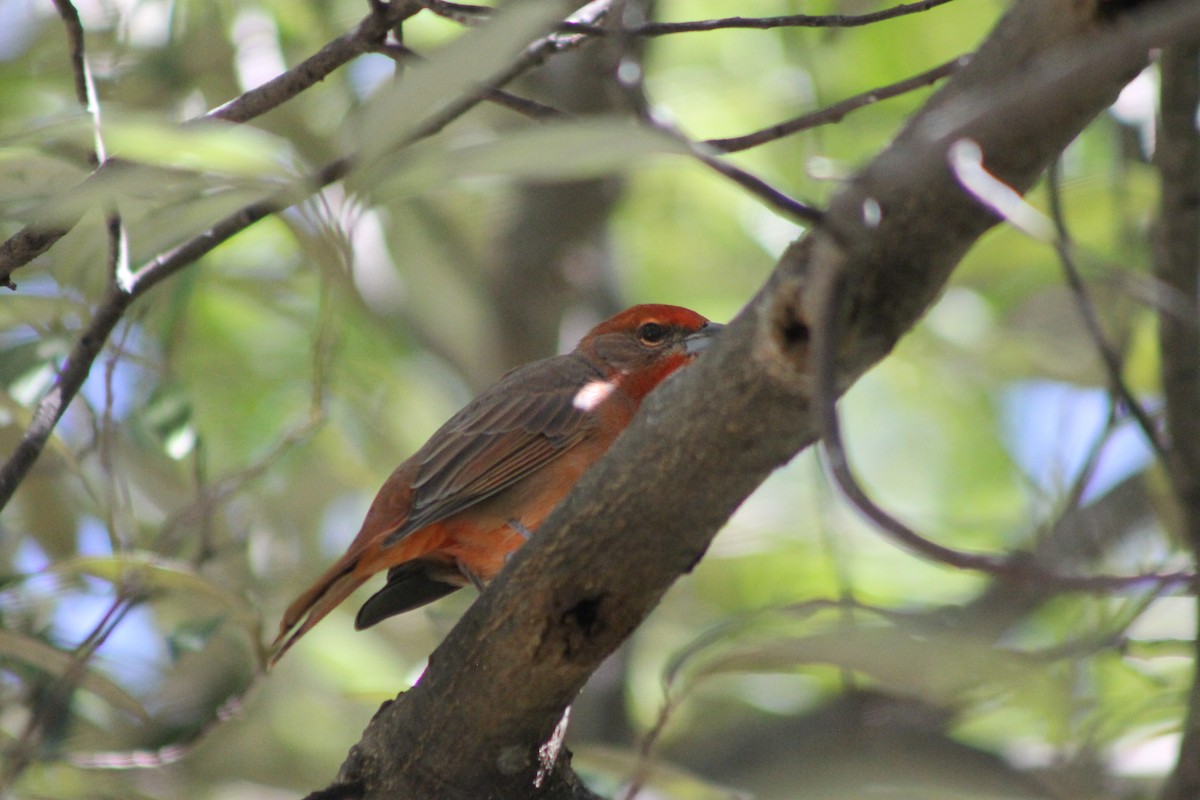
[0,0,1191,798]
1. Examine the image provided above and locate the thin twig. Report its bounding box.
[207,2,417,123]
[572,0,960,36]
[402,6,603,142]
[50,0,88,110]
[412,0,489,26]
[50,0,132,289]
[413,0,959,36]
[1054,399,1119,518]
[0,157,340,515]
[614,8,824,230]
[707,55,963,154]
[1046,161,1168,463]
[694,148,824,223]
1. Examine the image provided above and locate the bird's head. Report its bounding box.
[575,304,723,401]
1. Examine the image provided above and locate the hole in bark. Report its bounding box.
[1095,0,1144,22]
[537,592,614,663]
[564,594,604,635]
[306,780,365,800]
[783,319,809,345]
[776,302,809,348]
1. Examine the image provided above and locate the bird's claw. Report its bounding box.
[507,519,534,541]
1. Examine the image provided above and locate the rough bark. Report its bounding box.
[319,1,1199,798]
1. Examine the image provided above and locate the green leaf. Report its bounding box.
[354,1,566,165]
[0,294,90,331]
[166,617,226,660]
[140,383,195,460]
[102,116,298,179]
[0,147,89,213]
[367,118,690,199]
[0,337,71,392]
[0,629,149,722]
[664,606,1057,714]
[691,623,1053,709]
[53,555,258,627]
[574,743,746,800]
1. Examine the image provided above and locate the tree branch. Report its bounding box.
[705,55,963,154]
[207,4,417,124]
[323,2,1200,798]
[415,0,961,36]
[568,0,961,36]
[1046,162,1168,461]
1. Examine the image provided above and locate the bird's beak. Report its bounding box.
[684,321,724,354]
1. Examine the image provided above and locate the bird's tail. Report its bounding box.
[269,555,372,668]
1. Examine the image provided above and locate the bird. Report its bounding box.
[270,304,722,664]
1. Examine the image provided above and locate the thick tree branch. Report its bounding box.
[324,2,1199,798]
[1155,40,1200,800]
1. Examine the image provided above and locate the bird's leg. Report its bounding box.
[505,519,534,564]
[457,561,486,592]
[507,519,534,541]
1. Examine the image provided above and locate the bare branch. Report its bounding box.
[208,3,416,123]
[49,0,89,110]
[415,0,961,36]
[706,55,963,154]
[412,0,490,26]
[578,0,960,37]
[693,148,824,223]
[50,0,130,290]
[1045,161,1168,461]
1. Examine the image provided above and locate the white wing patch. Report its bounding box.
[572,379,615,412]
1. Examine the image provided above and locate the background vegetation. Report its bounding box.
[0,0,1195,798]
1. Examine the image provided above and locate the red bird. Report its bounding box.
[271,304,721,663]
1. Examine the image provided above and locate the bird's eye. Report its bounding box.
[637,322,667,345]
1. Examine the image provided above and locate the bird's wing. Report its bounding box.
[381,353,606,546]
